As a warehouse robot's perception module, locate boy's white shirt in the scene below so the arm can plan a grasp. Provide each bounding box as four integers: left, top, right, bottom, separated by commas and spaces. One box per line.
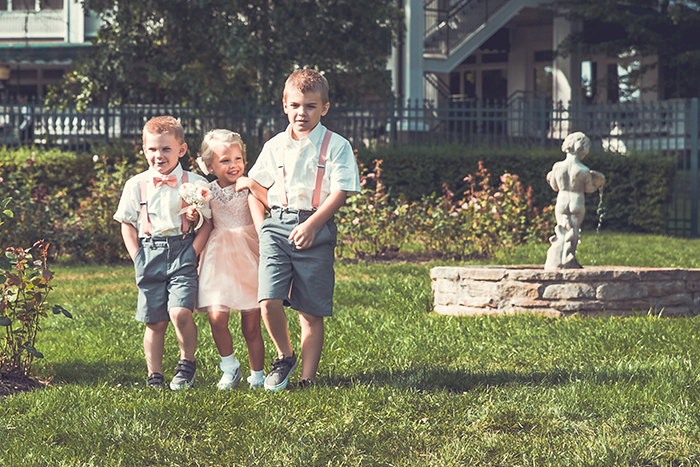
249, 123, 360, 210
113, 164, 208, 237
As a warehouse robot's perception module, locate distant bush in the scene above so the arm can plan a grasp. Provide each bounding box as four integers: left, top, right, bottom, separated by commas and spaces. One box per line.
355, 146, 674, 233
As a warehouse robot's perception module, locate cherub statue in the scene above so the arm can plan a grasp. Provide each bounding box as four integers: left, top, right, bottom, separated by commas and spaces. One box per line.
544, 132, 605, 270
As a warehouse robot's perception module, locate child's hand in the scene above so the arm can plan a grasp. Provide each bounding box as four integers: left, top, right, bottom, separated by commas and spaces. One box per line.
235, 176, 253, 192
288, 222, 316, 250
185, 206, 200, 223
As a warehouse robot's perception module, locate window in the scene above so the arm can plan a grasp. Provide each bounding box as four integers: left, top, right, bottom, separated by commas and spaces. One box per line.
534, 66, 553, 101
482, 69, 507, 100
11, 0, 35, 10
463, 71, 476, 98
40, 0, 62, 9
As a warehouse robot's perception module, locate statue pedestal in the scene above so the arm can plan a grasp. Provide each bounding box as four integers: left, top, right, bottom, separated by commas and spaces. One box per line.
431, 266, 700, 317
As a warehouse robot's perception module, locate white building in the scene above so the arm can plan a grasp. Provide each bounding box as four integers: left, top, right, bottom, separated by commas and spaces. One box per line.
0, 0, 99, 100
390, 0, 659, 107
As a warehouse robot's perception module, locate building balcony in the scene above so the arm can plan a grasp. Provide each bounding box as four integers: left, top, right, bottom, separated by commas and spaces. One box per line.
0, 9, 99, 42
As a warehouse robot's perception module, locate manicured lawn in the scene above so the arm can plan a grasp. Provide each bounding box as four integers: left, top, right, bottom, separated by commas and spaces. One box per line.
2, 231, 700, 466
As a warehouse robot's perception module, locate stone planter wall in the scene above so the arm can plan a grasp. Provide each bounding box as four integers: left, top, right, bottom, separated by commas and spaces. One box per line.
431, 266, 700, 317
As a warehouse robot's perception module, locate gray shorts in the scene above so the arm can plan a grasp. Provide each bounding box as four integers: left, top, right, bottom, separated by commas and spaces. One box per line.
258, 208, 337, 317
134, 235, 198, 323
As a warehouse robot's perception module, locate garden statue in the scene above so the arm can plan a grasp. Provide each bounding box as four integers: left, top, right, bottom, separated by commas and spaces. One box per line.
545, 132, 605, 271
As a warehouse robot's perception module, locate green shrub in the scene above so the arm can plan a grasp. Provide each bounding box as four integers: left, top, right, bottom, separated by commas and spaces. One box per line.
67, 154, 148, 263
337, 159, 554, 259
0, 225, 71, 376
355, 146, 674, 233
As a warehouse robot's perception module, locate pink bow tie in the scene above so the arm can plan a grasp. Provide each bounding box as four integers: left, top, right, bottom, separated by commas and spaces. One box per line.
153, 175, 177, 188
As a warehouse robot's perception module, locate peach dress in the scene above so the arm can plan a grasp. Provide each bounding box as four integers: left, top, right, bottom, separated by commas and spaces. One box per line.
197, 181, 260, 312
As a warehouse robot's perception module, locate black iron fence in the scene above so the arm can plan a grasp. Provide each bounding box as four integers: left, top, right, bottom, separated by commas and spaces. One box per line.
1, 96, 698, 236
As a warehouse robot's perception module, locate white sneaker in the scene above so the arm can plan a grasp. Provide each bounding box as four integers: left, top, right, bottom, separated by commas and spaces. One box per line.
247, 372, 266, 389
217, 367, 242, 390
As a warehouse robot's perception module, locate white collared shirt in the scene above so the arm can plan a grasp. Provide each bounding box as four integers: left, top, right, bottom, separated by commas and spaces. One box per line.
113, 164, 208, 237
249, 123, 360, 210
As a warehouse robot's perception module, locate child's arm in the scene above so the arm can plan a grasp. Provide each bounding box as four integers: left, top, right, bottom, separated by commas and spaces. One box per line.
192, 219, 212, 256
248, 194, 266, 233
236, 177, 269, 208
288, 190, 348, 250
120, 223, 140, 261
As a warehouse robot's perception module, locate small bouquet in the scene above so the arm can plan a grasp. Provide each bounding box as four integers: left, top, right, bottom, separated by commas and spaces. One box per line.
179, 180, 212, 233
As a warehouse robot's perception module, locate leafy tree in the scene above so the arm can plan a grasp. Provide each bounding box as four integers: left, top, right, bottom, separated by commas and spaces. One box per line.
47, 0, 401, 109
549, 0, 700, 99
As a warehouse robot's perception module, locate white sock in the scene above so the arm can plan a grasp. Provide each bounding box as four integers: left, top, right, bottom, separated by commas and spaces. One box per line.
219, 354, 240, 374
247, 369, 265, 386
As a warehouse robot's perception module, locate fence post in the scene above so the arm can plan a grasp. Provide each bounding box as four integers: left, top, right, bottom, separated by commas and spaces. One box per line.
691, 97, 698, 237
390, 93, 397, 148
540, 94, 546, 149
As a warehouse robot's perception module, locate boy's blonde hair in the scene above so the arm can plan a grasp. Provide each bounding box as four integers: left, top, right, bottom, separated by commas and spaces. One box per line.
143, 116, 185, 144
199, 129, 246, 172
283, 69, 329, 104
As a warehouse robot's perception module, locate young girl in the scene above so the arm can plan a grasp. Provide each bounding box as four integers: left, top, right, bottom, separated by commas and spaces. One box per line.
196, 129, 266, 389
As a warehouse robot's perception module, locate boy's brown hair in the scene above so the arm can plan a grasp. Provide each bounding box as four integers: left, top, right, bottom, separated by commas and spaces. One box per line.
142, 116, 185, 144
283, 69, 330, 104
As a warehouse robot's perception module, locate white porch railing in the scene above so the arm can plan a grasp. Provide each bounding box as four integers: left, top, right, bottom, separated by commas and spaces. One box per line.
0, 10, 66, 39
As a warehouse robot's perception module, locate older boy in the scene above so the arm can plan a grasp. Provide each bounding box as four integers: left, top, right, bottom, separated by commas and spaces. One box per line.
240, 69, 360, 391
114, 116, 211, 390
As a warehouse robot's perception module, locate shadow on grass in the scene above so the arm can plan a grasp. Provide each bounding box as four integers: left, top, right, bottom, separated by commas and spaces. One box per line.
48, 359, 143, 386
326, 365, 654, 393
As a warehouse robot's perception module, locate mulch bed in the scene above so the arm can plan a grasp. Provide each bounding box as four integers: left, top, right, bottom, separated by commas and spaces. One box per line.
0, 371, 47, 398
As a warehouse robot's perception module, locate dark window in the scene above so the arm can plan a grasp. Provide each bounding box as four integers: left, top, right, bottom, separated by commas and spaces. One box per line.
463, 71, 476, 98
11, 0, 34, 10
607, 63, 619, 103
10, 69, 38, 80
450, 71, 460, 95
534, 50, 554, 62
41, 0, 62, 9
42, 69, 65, 80
482, 53, 508, 64
482, 69, 507, 100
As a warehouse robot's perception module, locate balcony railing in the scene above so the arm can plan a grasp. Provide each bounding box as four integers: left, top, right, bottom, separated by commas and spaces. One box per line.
0, 10, 66, 39
424, 0, 512, 56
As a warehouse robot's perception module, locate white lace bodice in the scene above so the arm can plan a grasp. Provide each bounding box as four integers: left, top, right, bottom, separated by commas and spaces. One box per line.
209, 181, 254, 230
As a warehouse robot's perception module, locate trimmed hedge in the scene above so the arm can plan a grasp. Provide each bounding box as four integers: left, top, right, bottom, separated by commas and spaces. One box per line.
0, 143, 678, 263
356, 146, 675, 233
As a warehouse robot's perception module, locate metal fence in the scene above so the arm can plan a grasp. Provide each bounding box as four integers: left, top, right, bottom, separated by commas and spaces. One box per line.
1, 96, 698, 236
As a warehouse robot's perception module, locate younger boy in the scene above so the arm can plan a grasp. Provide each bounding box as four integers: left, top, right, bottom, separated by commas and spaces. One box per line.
240, 69, 360, 391
114, 116, 211, 390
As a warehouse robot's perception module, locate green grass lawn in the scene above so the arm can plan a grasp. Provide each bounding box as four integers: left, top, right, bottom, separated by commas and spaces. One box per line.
3, 232, 700, 466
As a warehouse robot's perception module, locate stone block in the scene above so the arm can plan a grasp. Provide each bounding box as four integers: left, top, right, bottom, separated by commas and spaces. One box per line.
460, 279, 499, 296
433, 305, 499, 316
647, 281, 685, 297
433, 291, 458, 307
655, 293, 691, 307
430, 267, 460, 281
506, 269, 562, 282
458, 293, 494, 308
542, 283, 596, 300
458, 267, 507, 281
499, 280, 542, 298
596, 283, 648, 300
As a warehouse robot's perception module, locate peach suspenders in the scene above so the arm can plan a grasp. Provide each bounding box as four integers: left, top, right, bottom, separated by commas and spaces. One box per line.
276, 129, 333, 208
139, 172, 190, 237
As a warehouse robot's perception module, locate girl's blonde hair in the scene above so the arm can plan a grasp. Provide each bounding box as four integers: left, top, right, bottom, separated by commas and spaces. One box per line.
198, 129, 247, 174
